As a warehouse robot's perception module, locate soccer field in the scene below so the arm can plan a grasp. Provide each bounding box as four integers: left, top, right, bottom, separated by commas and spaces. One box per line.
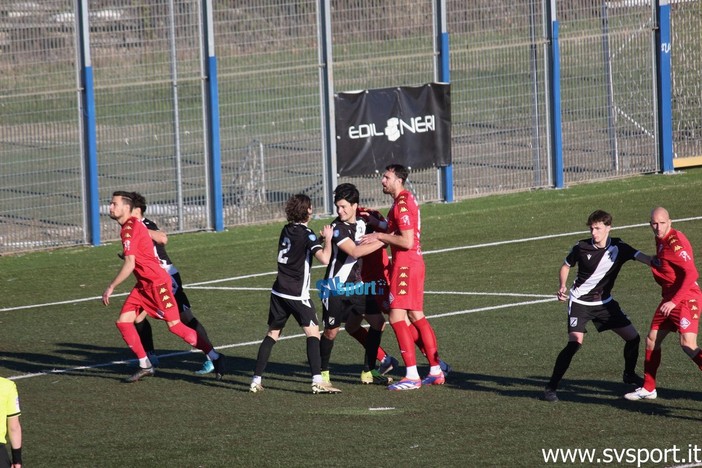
2, 170, 702, 467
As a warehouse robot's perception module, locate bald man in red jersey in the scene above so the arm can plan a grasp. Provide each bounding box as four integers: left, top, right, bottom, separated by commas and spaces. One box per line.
625, 207, 702, 400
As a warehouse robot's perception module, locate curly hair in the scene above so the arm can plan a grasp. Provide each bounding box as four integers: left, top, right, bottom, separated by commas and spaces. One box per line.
285, 194, 312, 223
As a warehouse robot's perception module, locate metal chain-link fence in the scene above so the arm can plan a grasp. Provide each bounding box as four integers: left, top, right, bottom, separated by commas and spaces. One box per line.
671, 0, 702, 160
448, 0, 550, 198
215, 1, 324, 224
0, 1, 82, 251
558, 1, 658, 182
1, 0, 700, 254
93, 0, 207, 238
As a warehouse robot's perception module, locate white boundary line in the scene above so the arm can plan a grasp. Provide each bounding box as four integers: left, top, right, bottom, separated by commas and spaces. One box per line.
7, 296, 555, 380
7, 216, 702, 313
4, 216, 702, 381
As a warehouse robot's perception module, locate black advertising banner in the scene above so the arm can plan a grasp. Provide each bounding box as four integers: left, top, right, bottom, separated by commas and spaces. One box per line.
335, 83, 451, 177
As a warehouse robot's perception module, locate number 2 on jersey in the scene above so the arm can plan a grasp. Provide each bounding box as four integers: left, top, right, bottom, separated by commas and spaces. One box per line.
277, 236, 291, 264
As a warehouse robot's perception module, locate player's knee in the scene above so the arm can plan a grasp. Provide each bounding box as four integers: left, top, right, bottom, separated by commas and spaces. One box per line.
680, 335, 698, 354
565, 341, 581, 354
645, 335, 657, 349
626, 334, 640, 345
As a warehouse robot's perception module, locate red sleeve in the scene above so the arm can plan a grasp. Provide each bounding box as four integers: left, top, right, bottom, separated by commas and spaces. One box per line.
394, 194, 415, 231
669, 234, 699, 305
121, 218, 137, 256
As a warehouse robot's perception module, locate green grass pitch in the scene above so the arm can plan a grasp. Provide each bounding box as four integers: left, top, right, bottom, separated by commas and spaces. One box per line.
2, 169, 702, 467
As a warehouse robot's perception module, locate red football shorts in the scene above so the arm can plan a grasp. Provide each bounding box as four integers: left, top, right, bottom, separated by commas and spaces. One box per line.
388, 261, 425, 311
121, 282, 180, 322
650, 296, 701, 334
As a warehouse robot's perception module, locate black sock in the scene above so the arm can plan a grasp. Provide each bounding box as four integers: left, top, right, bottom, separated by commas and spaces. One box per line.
623, 335, 640, 375
135, 319, 155, 353
254, 336, 276, 376
186, 317, 211, 346
548, 341, 581, 389
307, 336, 322, 376
320, 335, 335, 371
365, 328, 383, 372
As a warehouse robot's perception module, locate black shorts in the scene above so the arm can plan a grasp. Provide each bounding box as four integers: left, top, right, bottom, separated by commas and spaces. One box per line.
0, 443, 10, 468
171, 272, 191, 313
322, 290, 383, 330
268, 294, 319, 329
567, 299, 632, 333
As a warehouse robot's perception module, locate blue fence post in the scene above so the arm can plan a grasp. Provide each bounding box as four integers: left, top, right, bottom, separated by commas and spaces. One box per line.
76, 0, 100, 246
655, 0, 674, 173
201, 0, 224, 231
435, 0, 453, 202
545, 0, 564, 188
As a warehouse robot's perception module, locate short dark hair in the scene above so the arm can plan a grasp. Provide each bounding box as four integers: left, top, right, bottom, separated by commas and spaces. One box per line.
285, 194, 312, 223
131, 192, 147, 213
112, 191, 134, 209
587, 210, 612, 227
386, 164, 409, 183
333, 183, 359, 205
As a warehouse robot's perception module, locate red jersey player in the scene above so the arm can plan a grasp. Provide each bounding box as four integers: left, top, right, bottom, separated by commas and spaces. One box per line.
102, 191, 225, 382
361, 164, 449, 390
625, 207, 702, 400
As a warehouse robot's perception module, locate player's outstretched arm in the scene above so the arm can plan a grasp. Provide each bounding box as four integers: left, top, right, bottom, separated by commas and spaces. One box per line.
314, 225, 334, 265
360, 228, 413, 250
103, 254, 136, 305
149, 229, 168, 245
338, 237, 384, 259
634, 251, 653, 266
358, 209, 388, 232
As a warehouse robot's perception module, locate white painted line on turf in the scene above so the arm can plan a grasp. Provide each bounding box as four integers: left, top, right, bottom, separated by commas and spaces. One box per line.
186, 286, 271, 291
187, 270, 279, 286
7, 333, 306, 381
426, 216, 702, 256
368, 407, 395, 411
428, 297, 556, 319
426, 291, 554, 298
0, 293, 129, 312
6, 297, 555, 381
186, 286, 555, 299
4, 216, 701, 313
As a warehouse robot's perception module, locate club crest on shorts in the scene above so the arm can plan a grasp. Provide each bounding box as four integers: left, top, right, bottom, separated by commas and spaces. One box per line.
570, 317, 578, 328
681, 317, 691, 330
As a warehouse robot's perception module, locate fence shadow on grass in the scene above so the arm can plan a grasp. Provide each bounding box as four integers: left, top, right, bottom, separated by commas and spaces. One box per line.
442, 369, 701, 421
2, 341, 381, 394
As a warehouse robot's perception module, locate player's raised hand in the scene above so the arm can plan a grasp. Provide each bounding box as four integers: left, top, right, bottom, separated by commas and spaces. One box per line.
320, 224, 333, 241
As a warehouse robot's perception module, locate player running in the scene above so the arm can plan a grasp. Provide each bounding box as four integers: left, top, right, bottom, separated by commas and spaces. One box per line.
102, 191, 225, 382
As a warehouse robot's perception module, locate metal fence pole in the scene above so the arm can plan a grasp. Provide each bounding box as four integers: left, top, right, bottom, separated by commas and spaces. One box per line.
545, 0, 564, 188
655, 0, 674, 173
318, 0, 336, 214
75, 0, 100, 245
434, 0, 453, 203
529, 0, 543, 187
601, 1, 620, 171
167, 0, 184, 231
200, 0, 223, 231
